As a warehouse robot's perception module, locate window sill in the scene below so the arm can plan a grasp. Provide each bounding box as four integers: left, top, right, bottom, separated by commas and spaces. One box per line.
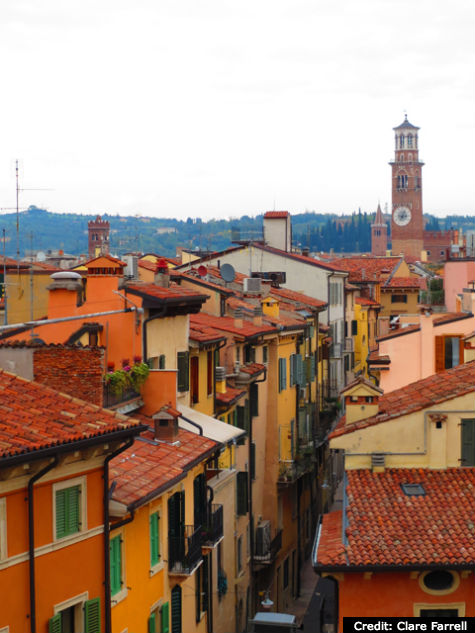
111, 587, 128, 607
149, 561, 164, 577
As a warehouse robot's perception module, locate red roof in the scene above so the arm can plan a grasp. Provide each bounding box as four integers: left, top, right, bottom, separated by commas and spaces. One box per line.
189, 320, 226, 345
433, 312, 473, 326
216, 387, 246, 406
110, 423, 217, 507
260, 245, 344, 272
316, 468, 475, 568
270, 286, 327, 310
126, 282, 207, 302
331, 361, 475, 439
238, 362, 265, 376
264, 211, 290, 219
376, 324, 421, 341
331, 257, 401, 282
384, 276, 422, 288
192, 311, 278, 339
355, 296, 380, 307
0, 371, 142, 460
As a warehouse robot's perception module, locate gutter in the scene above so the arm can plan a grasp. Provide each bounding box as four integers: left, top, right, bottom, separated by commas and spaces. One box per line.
103, 437, 136, 633
28, 456, 59, 633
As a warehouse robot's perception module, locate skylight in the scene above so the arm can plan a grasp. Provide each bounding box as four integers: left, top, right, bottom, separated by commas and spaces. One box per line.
401, 483, 425, 496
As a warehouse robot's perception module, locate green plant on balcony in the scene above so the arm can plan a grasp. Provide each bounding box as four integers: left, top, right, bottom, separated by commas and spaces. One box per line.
105, 362, 150, 396
106, 369, 129, 395
129, 362, 150, 391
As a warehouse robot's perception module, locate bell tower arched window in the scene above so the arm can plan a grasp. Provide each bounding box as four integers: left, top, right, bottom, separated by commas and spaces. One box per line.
399, 134, 405, 149
407, 134, 413, 148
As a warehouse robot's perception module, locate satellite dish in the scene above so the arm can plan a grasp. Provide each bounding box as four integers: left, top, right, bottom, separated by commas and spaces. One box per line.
220, 263, 236, 283
198, 265, 207, 277
36, 251, 46, 262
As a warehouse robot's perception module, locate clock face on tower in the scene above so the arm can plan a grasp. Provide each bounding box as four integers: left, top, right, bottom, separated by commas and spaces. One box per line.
393, 206, 412, 226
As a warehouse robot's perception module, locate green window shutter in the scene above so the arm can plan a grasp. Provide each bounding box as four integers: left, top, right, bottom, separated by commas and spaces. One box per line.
236, 471, 248, 516
296, 354, 303, 385
49, 614, 62, 633
177, 351, 189, 392
161, 601, 170, 633
150, 512, 160, 566
56, 485, 80, 539
250, 382, 258, 418
461, 418, 475, 467
171, 586, 182, 633
290, 354, 295, 386
110, 535, 122, 596
311, 356, 316, 382
243, 399, 250, 434
84, 597, 101, 633
279, 358, 287, 391
236, 406, 245, 429
148, 613, 157, 633
159, 354, 166, 369
250, 442, 256, 481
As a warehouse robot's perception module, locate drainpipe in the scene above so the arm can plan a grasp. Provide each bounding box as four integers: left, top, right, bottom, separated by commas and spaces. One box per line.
178, 414, 203, 436
103, 438, 135, 633
28, 456, 58, 633
249, 368, 267, 616
206, 484, 214, 633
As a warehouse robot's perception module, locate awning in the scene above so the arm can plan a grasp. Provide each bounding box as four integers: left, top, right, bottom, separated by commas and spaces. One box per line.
177, 404, 245, 444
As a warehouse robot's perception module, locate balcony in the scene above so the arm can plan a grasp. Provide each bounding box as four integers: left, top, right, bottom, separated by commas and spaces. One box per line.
278, 454, 313, 484
201, 504, 224, 548
168, 525, 203, 576
103, 383, 143, 414
253, 523, 282, 565
344, 337, 354, 353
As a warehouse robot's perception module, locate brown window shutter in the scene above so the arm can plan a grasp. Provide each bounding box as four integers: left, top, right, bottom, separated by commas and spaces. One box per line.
459, 337, 465, 366
435, 336, 445, 373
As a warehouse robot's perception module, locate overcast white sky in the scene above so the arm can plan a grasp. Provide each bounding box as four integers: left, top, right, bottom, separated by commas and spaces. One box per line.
0, 0, 474, 220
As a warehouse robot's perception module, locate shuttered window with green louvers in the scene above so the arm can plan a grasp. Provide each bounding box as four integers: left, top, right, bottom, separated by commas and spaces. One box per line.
177, 351, 189, 392
49, 614, 61, 633
150, 512, 160, 567
55, 485, 80, 539
148, 612, 157, 633
171, 585, 182, 633
84, 598, 101, 633
110, 535, 122, 596
278, 358, 287, 391
161, 601, 170, 633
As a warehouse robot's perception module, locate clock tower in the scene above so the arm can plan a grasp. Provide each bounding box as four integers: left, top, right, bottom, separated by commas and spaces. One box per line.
390, 115, 424, 258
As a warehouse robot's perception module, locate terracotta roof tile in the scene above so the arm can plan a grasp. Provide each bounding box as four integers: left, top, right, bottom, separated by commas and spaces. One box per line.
110, 424, 217, 506
238, 362, 265, 376
316, 468, 475, 568
384, 276, 422, 288
330, 257, 401, 282
355, 297, 380, 307
270, 286, 327, 310
433, 312, 473, 325
331, 361, 475, 438
0, 371, 142, 460
263, 211, 290, 218
376, 324, 421, 341
216, 387, 246, 406
189, 321, 227, 345
192, 312, 278, 339
126, 282, 207, 302
260, 245, 344, 272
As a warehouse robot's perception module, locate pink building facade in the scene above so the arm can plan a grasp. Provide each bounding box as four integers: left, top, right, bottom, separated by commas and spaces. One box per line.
444, 259, 475, 312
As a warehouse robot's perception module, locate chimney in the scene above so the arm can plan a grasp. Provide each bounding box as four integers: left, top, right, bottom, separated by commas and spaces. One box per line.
154, 258, 170, 288
153, 404, 180, 441
261, 297, 279, 319
341, 377, 383, 425
234, 307, 243, 329
302, 247, 310, 257
253, 305, 263, 326
215, 366, 227, 394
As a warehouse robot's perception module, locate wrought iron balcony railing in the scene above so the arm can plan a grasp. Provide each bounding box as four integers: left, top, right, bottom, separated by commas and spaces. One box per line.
201, 504, 223, 547
168, 525, 202, 575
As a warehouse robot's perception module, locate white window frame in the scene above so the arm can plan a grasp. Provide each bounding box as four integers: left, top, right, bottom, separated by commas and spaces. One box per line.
53, 591, 89, 633
52, 476, 87, 542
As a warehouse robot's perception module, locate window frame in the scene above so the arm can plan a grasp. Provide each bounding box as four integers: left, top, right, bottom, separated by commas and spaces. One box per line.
53, 476, 87, 542
149, 509, 162, 573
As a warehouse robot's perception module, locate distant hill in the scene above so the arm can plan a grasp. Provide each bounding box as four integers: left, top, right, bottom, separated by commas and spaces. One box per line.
0, 206, 473, 258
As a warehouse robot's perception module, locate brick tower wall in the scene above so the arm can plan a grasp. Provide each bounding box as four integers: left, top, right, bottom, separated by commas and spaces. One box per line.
88, 217, 110, 258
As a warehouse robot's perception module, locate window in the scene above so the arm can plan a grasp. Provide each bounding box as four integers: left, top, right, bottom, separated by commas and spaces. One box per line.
236, 472, 248, 516
391, 294, 407, 303
283, 557, 289, 589
278, 358, 287, 392
150, 511, 160, 568
159, 354, 166, 369
244, 344, 255, 364
422, 570, 456, 592
190, 356, 199, 404
351, 320, 357, 335
262, 345, 268, 364
290, 354, 303, 387
54, 479, 85, 540
207, 351, 213, 396
195, 565, 202, 622
435, 335, 463, 372
407, 134, 413, 148
110, 534, 123, 597
237, 535, 242, 573
250, 442, 256, 481
49, 595, 101, 633
171, 586, 182, 633
461, 419, 475, 467
193, 473, 207, 529
250, 382, 258, 417
177, 351, 189, 392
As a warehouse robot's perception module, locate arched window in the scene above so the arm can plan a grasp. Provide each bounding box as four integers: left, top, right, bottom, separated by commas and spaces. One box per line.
407, 134, 413, 148
399, 134, 405, 148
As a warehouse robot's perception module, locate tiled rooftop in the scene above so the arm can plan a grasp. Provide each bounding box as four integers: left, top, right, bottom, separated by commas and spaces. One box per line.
110, 421, 217, 507
0, 371, 142, 460
376, 324, 421, 341
355, 297, 380, 307
331, 361, 475, 438
189, 320, 227, 344
125, 282, 208, 302
263, 211, 290, 218
192, 311, 278, 339
316, 468, 475, 568
270, 286, 327, 310
216, 387, 246, 406
384, 277, 422, 288
259, 244, 344, 272
433, 312, 473, 326
330, 257, 401, 282
238, 362, 265, 376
